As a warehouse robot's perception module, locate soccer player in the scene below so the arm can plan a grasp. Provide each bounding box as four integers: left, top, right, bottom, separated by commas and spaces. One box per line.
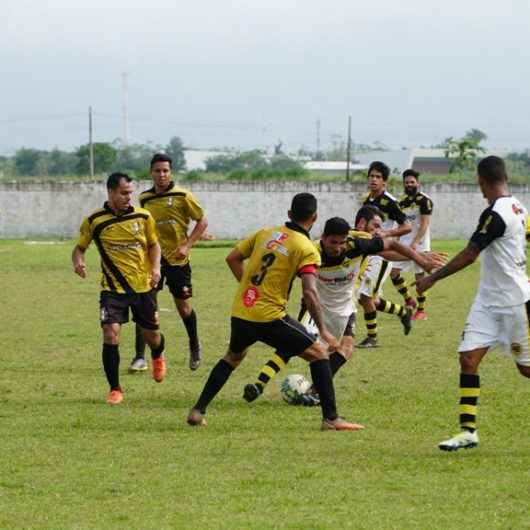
131, 153, 208, 373
72, 172, 166, 405
390, 169, 434, 320
187, 193, 363, 431
244, 207, 445, 402
416, 156, 530, 451
357, 161, 412, 348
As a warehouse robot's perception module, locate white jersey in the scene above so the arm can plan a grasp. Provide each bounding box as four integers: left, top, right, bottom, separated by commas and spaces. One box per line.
398, 191, 433, 251
470, 196, 530, 307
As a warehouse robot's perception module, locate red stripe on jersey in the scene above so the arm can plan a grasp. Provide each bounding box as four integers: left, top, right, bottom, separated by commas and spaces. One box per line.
298, 264, 317, 276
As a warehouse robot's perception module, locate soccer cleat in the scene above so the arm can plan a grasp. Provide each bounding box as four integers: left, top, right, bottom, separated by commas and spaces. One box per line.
401, 307, 413, 335
405, 297, 417, 309
438, 430, 479, 452
106, 389, 124, 406
152, 356, 166, 383
321, 417, 365, 431
412, 310, 427, 321
189, 344, 202, 371
128, 356, 148, 373
357, 336, 378, 348
243, 383, 263, 403
187, 408, 207, 427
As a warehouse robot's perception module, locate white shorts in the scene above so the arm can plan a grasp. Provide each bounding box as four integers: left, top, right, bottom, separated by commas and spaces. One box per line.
458, 299, 530, 367
357, 255, 391, 298
301, 307, 356, 345
392, 260, 425, 275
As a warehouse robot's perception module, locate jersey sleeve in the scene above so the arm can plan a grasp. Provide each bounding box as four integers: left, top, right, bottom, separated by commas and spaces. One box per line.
235, 231, 258, 258
419, 195, 433, 215
185, 192, 204, 221
350, 236, 385, 256
77, 217, 92, 249
144, 213, 159, 246
387, 200, 408, 225
469, 208, 506, 250
297, 244, 321, 275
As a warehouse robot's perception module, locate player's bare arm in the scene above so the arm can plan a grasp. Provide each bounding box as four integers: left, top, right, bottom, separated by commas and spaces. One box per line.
416, 242, 481, 294
72, 244, 88, 278
301, 273, 340, 351
226, 248, 245, 282
379, 222, 411, 239
172, 216, 209, 260
379, 239, 446, 272
147, 242, 162, 288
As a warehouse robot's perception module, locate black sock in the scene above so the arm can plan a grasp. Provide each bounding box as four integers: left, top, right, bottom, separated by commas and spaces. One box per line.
102, 343, 120, 390
150, 333, 165, 360
329, 352, 347, 376
182, 310, 199, 349
194, 359, 234, 413
135, 325, 146, 359
310, 359, 338, 421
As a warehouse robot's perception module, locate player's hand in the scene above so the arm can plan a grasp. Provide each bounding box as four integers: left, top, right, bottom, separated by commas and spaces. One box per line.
150, 268, 161, 288
170, 244, 190, 261
415, 275, 436, 294
74, 262, 87, 278
419, 251, 447, 273
320, 329, 340, 352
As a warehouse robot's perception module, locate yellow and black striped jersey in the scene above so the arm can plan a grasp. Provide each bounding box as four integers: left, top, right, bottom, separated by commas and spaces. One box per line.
139, 182, 204, 266
77, 203, 158, 294
231, 222, 321, 322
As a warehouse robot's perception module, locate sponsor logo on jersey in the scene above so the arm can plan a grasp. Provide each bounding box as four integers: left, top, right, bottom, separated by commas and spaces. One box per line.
512, 203, 524, 215
265, 232, 290, 256
243, 286, 260, 307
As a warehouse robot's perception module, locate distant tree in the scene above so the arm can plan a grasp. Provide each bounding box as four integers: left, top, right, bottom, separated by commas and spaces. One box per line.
506, 150, 530, 175
444, 137, 486, 173
14, 148, 45, 176
274, 141, 284, 155
165, 137, 186, 171
115, 143, 153, 174
47, 148, 77, 175
76, 143, 118, 175
464, 128, 488, 144
269, 154, 304, 173
205, 150, 268, 173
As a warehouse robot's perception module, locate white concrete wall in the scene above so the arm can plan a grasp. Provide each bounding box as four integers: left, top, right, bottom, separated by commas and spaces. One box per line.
1, 180, 529, 240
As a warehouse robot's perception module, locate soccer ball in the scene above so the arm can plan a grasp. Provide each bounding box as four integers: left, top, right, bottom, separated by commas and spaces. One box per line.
280, 374, 311, 404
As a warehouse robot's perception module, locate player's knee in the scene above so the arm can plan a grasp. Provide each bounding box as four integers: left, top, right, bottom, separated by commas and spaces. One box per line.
176, 300, 192, 318
102, 326, 119, 345
224, 349, 246, 367
459, 353, 479, 373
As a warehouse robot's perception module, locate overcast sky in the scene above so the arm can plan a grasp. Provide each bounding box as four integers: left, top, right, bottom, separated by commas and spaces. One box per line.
3, 0, 530, 154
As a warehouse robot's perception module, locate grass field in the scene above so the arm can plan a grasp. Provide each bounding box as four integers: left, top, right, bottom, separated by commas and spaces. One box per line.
1, 240, 529, 530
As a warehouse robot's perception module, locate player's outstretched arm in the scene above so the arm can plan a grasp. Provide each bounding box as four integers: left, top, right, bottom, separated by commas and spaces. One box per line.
379, 239, 446, 272
301, 273, 340, 352
416, 243, 480, 294
72, 245, 88, 278
226, 249, 245, 282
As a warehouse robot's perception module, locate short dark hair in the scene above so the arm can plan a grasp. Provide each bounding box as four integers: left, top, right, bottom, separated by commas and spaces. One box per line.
323, 217, 350, 237
403, 169, 420, 180
290, 193, 317, 222
477, 156, 507, 184
150, 152, 172, 169
107, 172, 132, 190
368, 161, 390, 181
355, 205, 383, 227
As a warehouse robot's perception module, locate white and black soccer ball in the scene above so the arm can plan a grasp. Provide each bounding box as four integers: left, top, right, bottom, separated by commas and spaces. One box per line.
280, 374, 311, 404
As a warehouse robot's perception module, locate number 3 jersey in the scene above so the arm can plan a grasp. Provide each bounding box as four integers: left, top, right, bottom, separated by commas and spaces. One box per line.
231, 222, 321, 322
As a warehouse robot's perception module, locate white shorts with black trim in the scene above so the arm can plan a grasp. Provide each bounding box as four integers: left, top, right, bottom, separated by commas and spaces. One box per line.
300, 306, 356, 345
458, 299, 530, 367
357, 255, 391, 298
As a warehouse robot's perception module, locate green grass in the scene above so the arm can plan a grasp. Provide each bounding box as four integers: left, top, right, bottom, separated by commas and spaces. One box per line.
0, 240, 529, 529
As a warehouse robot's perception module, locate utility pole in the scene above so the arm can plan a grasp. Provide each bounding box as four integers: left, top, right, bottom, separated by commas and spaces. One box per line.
346, 115, 352, 181
88, 106, 94, 177
121, 72, 129, 145
316, 117, 321, 158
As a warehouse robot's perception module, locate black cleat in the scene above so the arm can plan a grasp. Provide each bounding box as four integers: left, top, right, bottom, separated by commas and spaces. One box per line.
357, 336, 378, 348
243, 383, 263, 403
401, 307, 413, 336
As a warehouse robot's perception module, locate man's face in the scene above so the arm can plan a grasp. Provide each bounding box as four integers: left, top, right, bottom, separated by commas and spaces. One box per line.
357, 215, 383, 235
151, 161, 172, 189
368, 170, 386, 194
403, 175, 419, 196
321, 233, 348, 257
108, 178, 134, 212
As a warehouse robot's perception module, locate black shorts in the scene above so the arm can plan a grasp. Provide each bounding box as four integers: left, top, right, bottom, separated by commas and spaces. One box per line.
158, 260, 193, 299
100, 290, 159, 330
229, 315, 316, 358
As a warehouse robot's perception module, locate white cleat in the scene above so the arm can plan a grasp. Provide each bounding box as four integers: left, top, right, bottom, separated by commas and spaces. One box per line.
439, 430, 479, 452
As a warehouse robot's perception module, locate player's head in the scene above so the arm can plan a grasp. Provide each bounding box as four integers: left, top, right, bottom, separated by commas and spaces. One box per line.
321, 217, 351, 257
367, 161, 390, 194
354, 205, 383, 234
107, 172, 134, 212
402, 169, 420, 196
150, 152, 172, 189
289, 193, 317, 226
477, 156, 507, 186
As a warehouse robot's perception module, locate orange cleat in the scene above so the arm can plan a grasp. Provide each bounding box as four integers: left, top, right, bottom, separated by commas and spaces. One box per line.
412, 310, 427, 321
321, 417, 365, 431
152, 356, 166, 383
106, 389, 124, 406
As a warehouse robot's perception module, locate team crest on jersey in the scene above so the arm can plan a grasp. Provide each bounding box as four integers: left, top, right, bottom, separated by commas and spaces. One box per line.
243, 286, 260, 307
131, 221, 140, 234
167, 197, 174, 207
512, 203, 524, 215
265, 232, 290, 256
